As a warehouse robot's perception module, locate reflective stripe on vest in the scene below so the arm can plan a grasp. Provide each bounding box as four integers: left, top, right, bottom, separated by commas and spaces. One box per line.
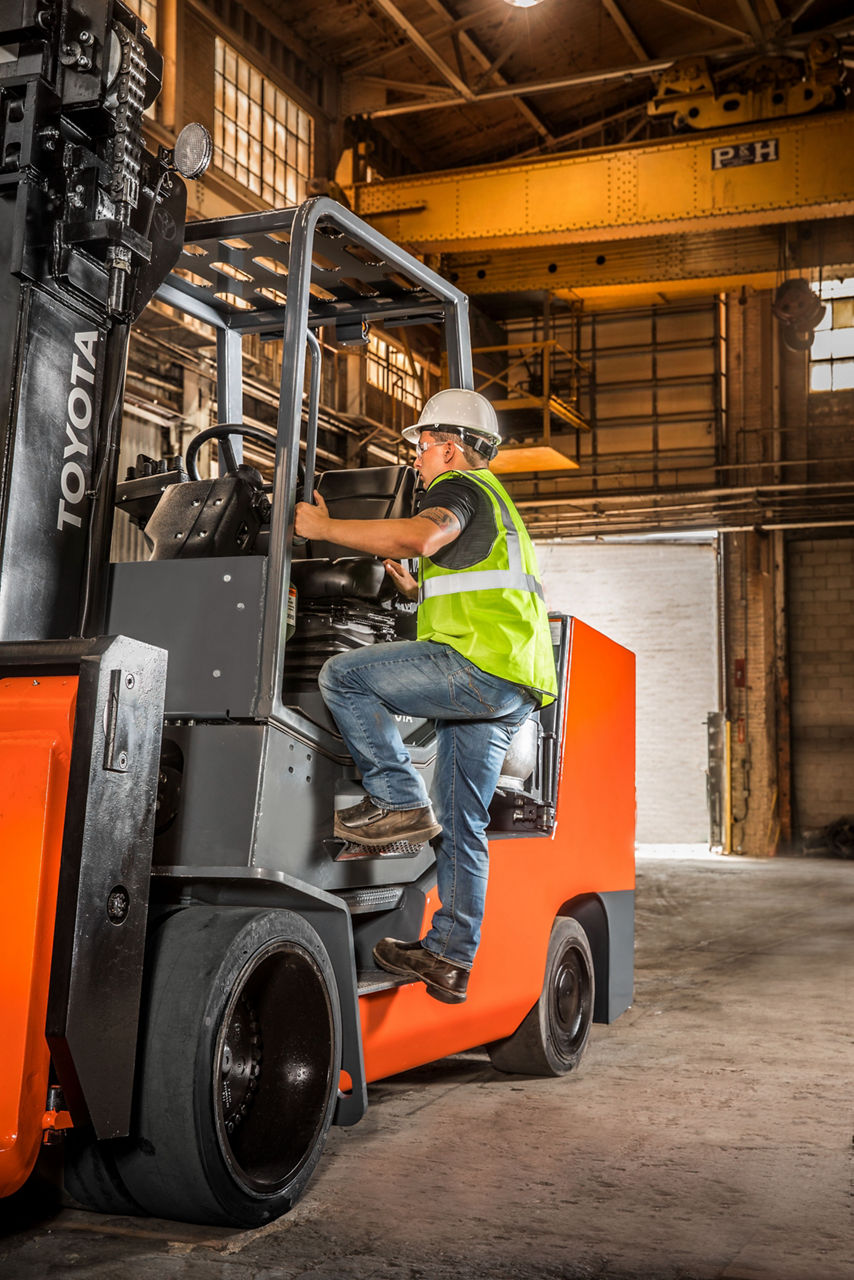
418, 477, 545, 602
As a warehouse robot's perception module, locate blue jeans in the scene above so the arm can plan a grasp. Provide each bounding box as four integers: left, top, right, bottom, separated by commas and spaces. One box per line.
318, 640, 536, 968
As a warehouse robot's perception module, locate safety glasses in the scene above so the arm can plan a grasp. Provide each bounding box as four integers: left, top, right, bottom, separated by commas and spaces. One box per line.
414, 438, 460, 458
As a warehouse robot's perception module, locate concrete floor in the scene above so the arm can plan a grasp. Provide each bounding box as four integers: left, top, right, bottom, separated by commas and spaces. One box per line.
2, 851, 852, 1280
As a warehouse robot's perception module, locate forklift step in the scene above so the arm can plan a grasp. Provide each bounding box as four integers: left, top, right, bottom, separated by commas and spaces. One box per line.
338, 885, 405, 915
357, 970, 415, 996
330, 838, 425, 861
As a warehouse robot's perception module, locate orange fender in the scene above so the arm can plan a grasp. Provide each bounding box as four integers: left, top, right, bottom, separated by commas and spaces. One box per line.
360, 619, 635, 1081
0, 677, 77, 1197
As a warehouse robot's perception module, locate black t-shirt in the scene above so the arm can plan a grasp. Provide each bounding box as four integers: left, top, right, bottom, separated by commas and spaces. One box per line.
416, 474, 498, 569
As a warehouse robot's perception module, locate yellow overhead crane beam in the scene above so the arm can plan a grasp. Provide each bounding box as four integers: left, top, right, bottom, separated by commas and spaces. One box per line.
351, 112, 854, 254
444, 217, 854, 308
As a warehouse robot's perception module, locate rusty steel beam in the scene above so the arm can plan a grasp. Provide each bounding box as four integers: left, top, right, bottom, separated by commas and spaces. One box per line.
735, 0, 766, 46
443, 219, 854, 304
352, 113, 854, 253
358, 50, 687, 119
646, 0, 752, 43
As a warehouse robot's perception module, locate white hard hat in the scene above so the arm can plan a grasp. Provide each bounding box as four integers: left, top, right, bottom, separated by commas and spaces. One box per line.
402, 389, 501, 454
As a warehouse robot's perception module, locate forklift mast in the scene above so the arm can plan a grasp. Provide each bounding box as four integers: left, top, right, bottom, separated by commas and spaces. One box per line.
0, 0, 187, 641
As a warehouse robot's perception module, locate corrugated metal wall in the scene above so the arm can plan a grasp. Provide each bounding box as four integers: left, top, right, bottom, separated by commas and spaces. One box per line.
538, 540, 719, 843
578, 300, 721, 493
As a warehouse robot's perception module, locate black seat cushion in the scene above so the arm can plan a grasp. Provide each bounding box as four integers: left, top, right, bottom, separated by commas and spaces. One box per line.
290, 556, 391, 603
307, 465, 417, 560
289, 464, 417, 604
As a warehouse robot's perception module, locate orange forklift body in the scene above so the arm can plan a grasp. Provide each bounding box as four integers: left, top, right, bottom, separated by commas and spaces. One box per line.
360, 619, 635, 1082
0, 677, 78, 1197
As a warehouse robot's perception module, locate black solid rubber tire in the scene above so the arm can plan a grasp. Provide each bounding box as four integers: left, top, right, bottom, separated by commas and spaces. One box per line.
63, 1131, 143, 1216
488, 917, 595, 1077
110, 906, 341, 1227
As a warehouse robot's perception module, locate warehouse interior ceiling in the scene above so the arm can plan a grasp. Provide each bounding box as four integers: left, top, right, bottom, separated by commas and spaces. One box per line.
269, 0, 854, 173
125, 0, 854, 540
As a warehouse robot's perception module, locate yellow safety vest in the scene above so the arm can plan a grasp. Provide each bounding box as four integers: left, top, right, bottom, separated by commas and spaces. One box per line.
416, 469, 557, 705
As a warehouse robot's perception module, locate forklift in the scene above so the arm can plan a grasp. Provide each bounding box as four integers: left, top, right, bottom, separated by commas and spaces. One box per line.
0, 0, 636, 1228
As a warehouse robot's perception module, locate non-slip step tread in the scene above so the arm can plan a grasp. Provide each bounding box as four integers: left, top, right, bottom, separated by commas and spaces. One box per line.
357, 970, 415, 995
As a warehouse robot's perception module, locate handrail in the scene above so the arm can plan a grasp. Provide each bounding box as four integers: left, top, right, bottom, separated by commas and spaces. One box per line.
254, 196, 474, 722
158, 197, 474, 722
303, 330, 321, 503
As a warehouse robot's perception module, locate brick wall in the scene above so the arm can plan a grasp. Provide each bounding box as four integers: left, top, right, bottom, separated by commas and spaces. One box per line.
788, 536, 854, 834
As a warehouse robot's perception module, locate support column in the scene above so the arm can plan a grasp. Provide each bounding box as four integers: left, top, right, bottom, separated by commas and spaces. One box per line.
721, 291, 793, 854
722, 530, 782, 854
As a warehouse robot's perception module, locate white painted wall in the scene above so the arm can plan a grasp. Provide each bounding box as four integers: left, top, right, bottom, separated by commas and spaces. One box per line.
537, 541, 719, 842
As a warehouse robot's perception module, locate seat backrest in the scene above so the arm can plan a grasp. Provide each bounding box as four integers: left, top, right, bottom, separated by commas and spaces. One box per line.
307, 465, 417, 560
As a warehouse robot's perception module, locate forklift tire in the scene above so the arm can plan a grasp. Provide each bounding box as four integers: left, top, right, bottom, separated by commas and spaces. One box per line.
111, 905, 341, 1227
487, 917, 594, 1077
63, 1132, 143, 1216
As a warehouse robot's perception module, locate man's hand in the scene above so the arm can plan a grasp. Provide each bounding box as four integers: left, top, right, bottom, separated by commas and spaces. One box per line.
384, 559, 418, 601
293, 490, 460, 560
294, 490, 330, 540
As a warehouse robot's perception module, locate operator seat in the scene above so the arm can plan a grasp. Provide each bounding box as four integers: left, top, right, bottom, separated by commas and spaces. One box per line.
284, 465, 418, 690
295, 463, 416, 565
284, 463, 541, 805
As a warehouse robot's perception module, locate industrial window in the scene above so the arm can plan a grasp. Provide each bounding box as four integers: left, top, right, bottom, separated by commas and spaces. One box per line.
366, 335, 425, 411
810, 278, 854, 392
214, 38, 313, 207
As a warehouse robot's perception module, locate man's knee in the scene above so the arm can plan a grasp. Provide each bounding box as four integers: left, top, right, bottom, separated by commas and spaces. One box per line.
318, 652, 350, 697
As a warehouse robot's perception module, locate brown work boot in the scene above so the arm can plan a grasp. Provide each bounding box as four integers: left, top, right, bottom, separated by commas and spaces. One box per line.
373, 937, 469, 1005
334, 797, 442, 847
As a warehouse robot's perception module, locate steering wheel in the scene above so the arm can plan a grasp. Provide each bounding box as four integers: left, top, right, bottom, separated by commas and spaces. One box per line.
185, 423, 303, 486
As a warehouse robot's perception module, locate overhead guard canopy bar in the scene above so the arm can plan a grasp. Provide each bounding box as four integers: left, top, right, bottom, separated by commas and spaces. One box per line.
155, 197, 473, 721
159, 198, 472, 341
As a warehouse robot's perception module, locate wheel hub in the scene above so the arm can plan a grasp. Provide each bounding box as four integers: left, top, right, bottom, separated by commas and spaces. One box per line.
551, 948, 587, 1051
220, 994, 261, 1136
213, 940, 335, 1195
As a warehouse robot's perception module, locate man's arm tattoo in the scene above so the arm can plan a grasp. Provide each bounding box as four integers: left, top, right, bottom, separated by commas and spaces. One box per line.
420, 507, 460, 531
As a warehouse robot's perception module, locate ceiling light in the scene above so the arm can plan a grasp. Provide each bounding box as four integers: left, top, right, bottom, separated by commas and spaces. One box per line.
503, 0, 545, 8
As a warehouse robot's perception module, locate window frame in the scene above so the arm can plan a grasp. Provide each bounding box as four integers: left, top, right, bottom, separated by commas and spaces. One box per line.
213, 35, 314, 208
365, 333, 430, 413
809, 279, 854, 394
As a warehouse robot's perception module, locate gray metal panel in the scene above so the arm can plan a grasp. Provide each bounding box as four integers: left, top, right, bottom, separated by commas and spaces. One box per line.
107, 556, 266, 717
45, 635, 167, 1138
0, 285, 109, 641
600, 889, 635, 1022
153, 723, 264, 869
253, 721, 436, 894
154, 718, 436, 891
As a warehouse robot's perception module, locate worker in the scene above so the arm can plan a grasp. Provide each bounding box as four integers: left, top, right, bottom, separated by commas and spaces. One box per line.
294, 389, 557, 1004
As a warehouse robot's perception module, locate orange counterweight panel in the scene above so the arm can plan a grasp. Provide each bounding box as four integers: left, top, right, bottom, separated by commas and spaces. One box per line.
0, 676, 78, 1197
361, 619, 635, 1082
